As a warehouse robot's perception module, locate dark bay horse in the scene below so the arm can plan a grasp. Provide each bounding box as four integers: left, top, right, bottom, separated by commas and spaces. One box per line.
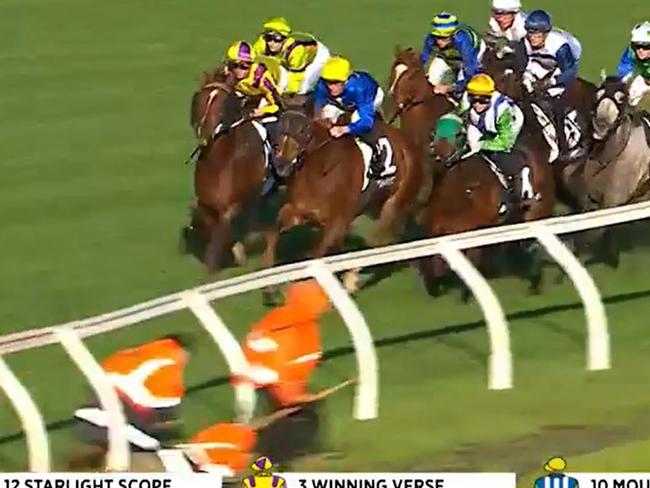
481, 44, 598, 213
420, 113, 556, 295
262, 106, 424, 296
184, 70, 272, 274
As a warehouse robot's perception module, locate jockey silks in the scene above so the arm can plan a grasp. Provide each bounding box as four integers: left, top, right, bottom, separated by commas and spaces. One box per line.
521, 29, 582, 88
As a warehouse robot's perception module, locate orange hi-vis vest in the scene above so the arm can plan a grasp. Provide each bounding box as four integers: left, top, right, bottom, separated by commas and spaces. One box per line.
187, 423, 256, 476
102, 338, 187, 409
239, 280, 330, 406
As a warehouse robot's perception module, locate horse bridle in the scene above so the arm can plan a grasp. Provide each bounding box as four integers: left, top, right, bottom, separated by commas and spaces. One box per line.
388, 65, 458, 123
195, 81, 232, 134
593, 90, 630, 142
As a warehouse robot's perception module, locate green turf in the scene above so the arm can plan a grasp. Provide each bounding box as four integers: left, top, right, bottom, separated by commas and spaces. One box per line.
2, 0, 650, 478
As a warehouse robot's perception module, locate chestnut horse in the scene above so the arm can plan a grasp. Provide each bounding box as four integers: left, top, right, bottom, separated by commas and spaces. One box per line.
184, 69, 272, 274
261, 105, 424, 299
387, 47, 455, 189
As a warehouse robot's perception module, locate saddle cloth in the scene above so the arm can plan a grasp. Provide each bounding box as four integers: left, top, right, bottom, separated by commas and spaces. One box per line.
354, 136, 397, 192
530, 102, 583, 163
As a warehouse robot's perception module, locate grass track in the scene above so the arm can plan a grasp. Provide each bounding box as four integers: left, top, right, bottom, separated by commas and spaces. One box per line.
2, 0, 650, 480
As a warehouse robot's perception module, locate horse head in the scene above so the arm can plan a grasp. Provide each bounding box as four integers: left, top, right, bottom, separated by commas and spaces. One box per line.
430, 113, 467, 167
481, 41, 524, 101
593, 76, 630, 140
389, 47, 431, 112
274, 106, 313, 177
191, 68, 237, 146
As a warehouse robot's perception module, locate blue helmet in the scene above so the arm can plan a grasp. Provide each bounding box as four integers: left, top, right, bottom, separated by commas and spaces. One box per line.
525, 10, 552, 33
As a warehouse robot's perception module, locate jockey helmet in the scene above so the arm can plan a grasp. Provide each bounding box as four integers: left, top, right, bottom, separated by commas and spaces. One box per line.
544, 457, 567, 473
467, 74, 496, 97
525, 10, 552, 33
263, 17, 292, 37
321, 56, 352, 82
431, 12, 459, 38
492, 0, 521, 13
631, 21, 650, 47
226, 41, 254, 65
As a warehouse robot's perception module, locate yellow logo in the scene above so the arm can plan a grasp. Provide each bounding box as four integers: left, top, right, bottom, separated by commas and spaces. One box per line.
242, 456, 286, 488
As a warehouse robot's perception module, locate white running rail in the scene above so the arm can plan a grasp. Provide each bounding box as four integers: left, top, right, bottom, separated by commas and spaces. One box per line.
2, 200, 650, 471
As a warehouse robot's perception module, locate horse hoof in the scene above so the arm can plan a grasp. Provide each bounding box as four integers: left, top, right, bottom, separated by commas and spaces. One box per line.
262, 286, 283, 307
342, 269, 360, 294
232, 242, 247, 267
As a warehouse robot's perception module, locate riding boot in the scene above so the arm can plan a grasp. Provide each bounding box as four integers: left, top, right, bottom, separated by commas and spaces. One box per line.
360, 127, 386, 179
553, 100, 568, 160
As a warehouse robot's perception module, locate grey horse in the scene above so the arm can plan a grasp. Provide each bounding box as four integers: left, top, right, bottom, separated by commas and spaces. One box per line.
584, 77, 650, 208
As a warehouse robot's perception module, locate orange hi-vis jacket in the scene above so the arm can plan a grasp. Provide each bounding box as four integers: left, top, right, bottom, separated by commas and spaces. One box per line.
187, 422, 256, 476
239, 280, 331, 407
102, 338, 188, 410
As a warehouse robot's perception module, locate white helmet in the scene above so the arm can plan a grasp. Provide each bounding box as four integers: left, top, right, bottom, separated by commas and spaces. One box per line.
492, 0, 521, 12
631, 21, 650, 45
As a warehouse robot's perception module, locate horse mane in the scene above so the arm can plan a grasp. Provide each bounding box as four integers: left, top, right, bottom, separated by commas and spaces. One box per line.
393, 46, 422, 69
200, 65, 232, 87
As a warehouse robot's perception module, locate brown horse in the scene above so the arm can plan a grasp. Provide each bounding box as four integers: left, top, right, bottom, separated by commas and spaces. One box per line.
481, 44, 597, 213
420, 112, 555, 295
261, 106, 423, 297
183, 70, 273, 274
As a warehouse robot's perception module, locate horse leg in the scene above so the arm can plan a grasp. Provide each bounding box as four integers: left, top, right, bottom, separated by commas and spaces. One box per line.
261, 203, 303, 306
459, 247, 483, 304
524, 240, 545, 295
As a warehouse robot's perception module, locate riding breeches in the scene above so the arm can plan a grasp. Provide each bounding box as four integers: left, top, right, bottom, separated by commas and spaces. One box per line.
628, 75, 650, 108
483, 150, 525, 177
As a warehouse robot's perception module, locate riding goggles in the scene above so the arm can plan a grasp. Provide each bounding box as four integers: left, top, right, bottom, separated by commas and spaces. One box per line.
492, 8, 518, 14
264, 32, 286, 43
229, 61, 252, 70
632, 42, 650, 50
469, 95, 492, 105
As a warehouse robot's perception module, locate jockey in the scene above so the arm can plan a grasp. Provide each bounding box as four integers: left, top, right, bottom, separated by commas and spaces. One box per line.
223, 41, 286, 146
252, 17, 294, 61
487, 0, 527, 43
313, 56, 387, 179
460, 74, 532, 204
421, 12, 484, 96
280, 33, 331, 95
519, 10, 582, 158
617, 21, 650, 108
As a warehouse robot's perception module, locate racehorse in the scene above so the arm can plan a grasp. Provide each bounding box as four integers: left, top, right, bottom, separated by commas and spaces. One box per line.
261, 105, 424, 300
387, 47, 455, 151
419, 112, 556, 296
586, 77, 650, 208
568, 77, 650, 265
481, 43, 598, 212
183, 69, 273, 274
387, 47, 455, 194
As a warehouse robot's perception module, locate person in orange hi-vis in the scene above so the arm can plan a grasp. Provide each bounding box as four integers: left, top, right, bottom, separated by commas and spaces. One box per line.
70, 334, 192, 469
231, 279, 354, 468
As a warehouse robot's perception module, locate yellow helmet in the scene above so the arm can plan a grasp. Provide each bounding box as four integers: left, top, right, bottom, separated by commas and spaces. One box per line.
544, 457, 567, 473
321, 56, 352, 82
263, 17, 291, 37
225, 40, 253, 64
467, 74, 496, 97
